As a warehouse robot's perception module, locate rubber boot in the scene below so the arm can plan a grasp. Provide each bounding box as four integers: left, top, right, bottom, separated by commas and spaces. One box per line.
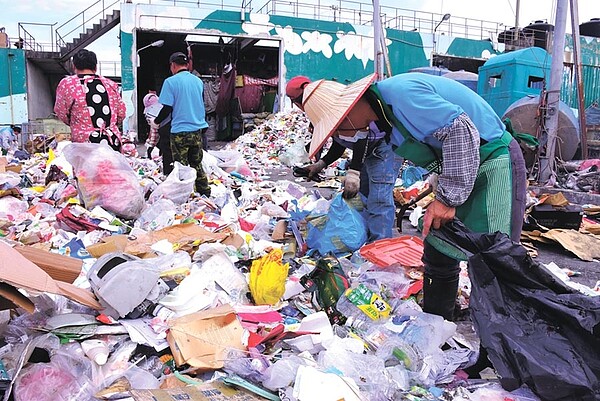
422, 275, 459, 321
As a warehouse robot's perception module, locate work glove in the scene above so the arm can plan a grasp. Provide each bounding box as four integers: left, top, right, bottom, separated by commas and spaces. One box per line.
342, 169, 360, 199
306, 159, 327, 179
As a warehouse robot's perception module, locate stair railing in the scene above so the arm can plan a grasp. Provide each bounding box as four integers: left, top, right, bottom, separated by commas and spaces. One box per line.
17, 22, 58, 52
55, 0, 120, 50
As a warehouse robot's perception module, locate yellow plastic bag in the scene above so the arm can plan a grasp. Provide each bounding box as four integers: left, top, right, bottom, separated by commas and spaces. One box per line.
249, 249, 289, 305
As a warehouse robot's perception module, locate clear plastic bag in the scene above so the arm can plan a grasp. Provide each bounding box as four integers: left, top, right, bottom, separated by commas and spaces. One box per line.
149, 161, 196, 205
14, 345, 97, 401
262, 355, 305, 391
63, 143, 144, 220
278, 141, 309, 167
135, 198, 177, 231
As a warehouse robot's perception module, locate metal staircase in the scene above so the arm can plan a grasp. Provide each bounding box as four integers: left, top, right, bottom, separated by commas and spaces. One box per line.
19, 0, 120, 76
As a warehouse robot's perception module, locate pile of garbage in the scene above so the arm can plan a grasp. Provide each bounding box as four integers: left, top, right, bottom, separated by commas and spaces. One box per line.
1, 111, 599, 400
557, 160, 600, 193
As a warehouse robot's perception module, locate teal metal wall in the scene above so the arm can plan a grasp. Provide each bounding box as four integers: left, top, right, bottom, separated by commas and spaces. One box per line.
0, 48, 26, 98
196, 10, 498, 82
0, 48, 27, 125
119, 5, 600, 123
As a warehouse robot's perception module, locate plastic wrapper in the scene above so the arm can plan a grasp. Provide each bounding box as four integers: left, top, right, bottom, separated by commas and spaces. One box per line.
356, 266, 411, 303
63, 143, 144, 219
317, 347, 396, 400
223, 350, 269, 385
0, 196, 29, 220
208, 149, 254, 177
149, 161, 196, 205
259, 201, 289, 218
250, 216, 274, 241
0, 172, 21, 190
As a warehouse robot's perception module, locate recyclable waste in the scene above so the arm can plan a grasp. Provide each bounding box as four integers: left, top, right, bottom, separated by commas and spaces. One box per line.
1, 109, 588, 401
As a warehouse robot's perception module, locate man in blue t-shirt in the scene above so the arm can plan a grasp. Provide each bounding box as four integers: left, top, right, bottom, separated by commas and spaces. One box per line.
154, 52, 210, 197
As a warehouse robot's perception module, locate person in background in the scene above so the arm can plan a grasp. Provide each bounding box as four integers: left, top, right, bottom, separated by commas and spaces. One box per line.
0, 125, 18, 155
286, 76, 402, 241
301, 73, 527, 327
54, 49, 126, 152
153, 52, 211, 197
143, 92, 174, 175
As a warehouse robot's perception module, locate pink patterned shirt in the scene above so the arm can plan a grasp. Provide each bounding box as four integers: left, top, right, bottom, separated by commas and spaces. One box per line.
54, 74, 126, 144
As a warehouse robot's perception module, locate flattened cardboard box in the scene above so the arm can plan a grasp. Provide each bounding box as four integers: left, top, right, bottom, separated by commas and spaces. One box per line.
167, 304, 246, 370
0, 242, 101, 311
125, 224, 229, 258
130, 381, 264, 401
16, 245, 82, 283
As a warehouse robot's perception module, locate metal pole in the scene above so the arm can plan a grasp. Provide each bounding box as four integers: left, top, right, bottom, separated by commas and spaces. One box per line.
373, 0, 383, 79
540, 0, 568, 183
513, 0, 521, 45
569, 0, 588, 159
7, 53, 14, 125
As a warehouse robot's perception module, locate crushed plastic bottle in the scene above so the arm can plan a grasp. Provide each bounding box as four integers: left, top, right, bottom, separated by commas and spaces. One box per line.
336, 283, 392, 330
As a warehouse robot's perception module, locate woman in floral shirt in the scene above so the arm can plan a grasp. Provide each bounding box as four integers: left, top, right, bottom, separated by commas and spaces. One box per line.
54, 49, 126, 151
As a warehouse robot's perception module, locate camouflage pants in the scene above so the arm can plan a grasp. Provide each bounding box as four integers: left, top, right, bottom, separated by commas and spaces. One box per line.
170, 129, 211, 196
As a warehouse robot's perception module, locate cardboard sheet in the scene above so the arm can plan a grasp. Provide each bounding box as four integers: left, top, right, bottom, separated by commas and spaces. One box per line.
0, 242, 102, 310
125, 223, 229, 257
15, 245, 82, 283
539, 192, 570, 207
0, 283, 34, 313
86, 235, 129, 258
167, 304, 246, 370
541, 230, 600, 261
130, 381, 264, 401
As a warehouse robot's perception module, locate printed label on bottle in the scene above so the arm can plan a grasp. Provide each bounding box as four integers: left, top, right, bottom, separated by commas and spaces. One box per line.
345, 284, 391, 320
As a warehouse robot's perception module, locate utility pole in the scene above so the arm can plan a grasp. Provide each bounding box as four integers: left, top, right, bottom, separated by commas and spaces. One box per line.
569, 0, 588, 159
540, 0, 568, 184
514, 0, 520, 43
373, 0, 384, 80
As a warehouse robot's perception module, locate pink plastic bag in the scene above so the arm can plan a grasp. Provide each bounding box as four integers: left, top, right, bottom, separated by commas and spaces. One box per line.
63, 143, 144, 219
14, 353, 96, 401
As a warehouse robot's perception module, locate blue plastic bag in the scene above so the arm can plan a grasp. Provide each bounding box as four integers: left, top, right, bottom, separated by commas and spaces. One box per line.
306, 194, 367, 255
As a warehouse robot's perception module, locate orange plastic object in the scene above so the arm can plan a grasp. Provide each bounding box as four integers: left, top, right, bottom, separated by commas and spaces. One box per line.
359, 236, 424, 268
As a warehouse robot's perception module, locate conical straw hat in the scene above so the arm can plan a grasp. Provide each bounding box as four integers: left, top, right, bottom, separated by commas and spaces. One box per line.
302, 73, 376, 159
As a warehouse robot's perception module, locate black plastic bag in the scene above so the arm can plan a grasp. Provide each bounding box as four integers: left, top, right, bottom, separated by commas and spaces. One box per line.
429, 220, 600, 401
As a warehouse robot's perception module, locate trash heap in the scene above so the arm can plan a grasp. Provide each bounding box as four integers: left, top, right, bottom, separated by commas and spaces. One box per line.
2, 111, 594, 401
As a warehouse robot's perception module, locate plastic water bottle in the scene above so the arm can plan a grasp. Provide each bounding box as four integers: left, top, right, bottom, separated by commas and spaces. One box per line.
336, 284, 391, 330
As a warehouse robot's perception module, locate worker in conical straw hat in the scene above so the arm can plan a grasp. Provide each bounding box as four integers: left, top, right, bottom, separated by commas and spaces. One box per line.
301, 72, 527, 329
287, 73, 402, 241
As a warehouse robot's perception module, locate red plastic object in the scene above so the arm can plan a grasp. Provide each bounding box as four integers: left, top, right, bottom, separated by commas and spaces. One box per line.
359, 235, 424, 267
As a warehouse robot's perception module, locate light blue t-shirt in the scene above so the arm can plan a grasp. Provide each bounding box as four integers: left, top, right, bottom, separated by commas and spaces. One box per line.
375, 73, 505, 150
159, 71, 208, 134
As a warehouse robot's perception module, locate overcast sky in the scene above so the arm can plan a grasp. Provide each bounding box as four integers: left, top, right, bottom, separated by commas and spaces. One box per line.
2, 0, 599, 61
